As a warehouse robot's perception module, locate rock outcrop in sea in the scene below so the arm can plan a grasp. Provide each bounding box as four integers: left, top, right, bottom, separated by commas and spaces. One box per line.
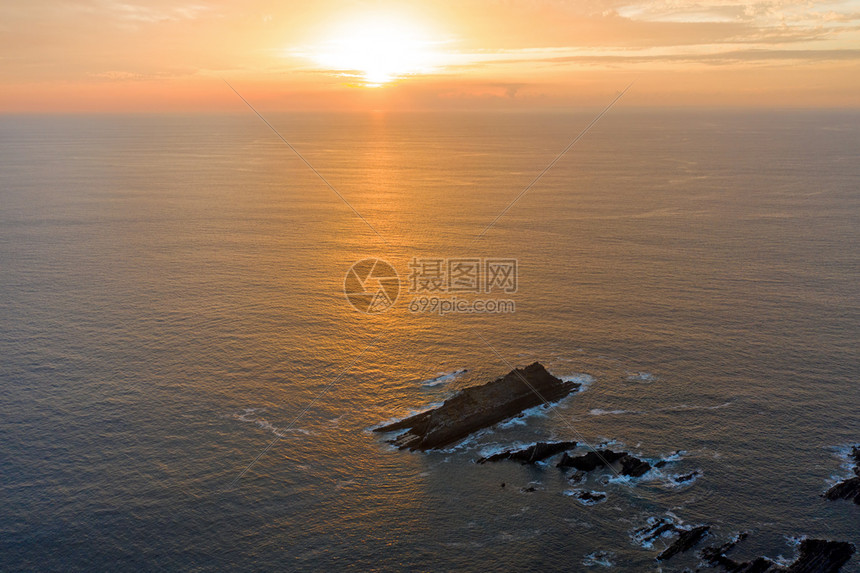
476, 441, 577, 464
557, 449, 652, 477
374, 362, 579, 451
631, 515, 709, 558
656, 525, 710, 561
375, 363, 857, 571
702, 532, 855, 572
826, 478, 860, 505
824, 445, 860, 505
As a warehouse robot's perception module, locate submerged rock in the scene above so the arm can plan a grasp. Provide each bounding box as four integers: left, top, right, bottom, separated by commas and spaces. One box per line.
654, 451, 684, 469
557, 449, 651, 477
477, 441, 577, 465
374, 362, 580, 451
582, 550, 615, 568
703, 533, 855, 573
632, 517, 679, 547
656, 525, 710, 561
674, 470, 700, 483
633, 515, 711, 561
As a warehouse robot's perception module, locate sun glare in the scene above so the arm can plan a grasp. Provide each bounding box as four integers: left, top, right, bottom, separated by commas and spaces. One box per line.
306, 15, 445, 87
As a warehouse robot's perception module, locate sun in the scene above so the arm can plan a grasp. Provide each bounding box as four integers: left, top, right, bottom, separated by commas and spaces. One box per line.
305, 14, 445, 87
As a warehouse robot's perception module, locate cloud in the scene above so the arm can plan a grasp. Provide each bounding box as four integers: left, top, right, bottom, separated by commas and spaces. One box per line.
435, 46, 860, 72
104, 2, 213, 24
88, 70, 146, 80
87, 68, 196, 81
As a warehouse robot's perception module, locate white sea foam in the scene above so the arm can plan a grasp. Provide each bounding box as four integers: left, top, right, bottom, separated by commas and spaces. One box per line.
236, 408, 315, 437
662, 450, 686, 462
589, 408, 639, 416
773, 536, 807, 567
666, 470, 702, 488
589, 402, 732, 416
367, 401, 445, 432
564, 489, 608, 506
496, 416, 530, 429
606, 474, 637, 486
582, 550, 615, 567
437, 426, 500, 453
626, 372, 657, 382
659, 402, 733, 412
476, 442, 528, 460
561, 373, 595, 391
520, 481, 543, 493
824, 443, 859, 485
420, 369, 467, 387
630, 515, 682, 549
496, 403, 550, 428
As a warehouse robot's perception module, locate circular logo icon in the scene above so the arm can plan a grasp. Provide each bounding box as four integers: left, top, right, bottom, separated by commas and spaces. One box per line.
344, 258, 400, 313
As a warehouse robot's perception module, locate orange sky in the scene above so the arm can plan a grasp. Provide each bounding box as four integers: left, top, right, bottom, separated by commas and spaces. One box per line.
2, 0, 860, 112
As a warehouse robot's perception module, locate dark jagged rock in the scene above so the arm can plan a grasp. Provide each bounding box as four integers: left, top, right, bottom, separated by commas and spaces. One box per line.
824, 444, 860, 505
850, 446, 860, 466
787, 539, 855, 572
735, 558, 780, 573
633, 516, 709, 560
557, 450, 626, 471
569, 489, 606, 504
703, 533, 855, 573
568, 470, 586, 484
619, 454, 652, 477
656, 525, 710, 561
374, 362, 580, 451
701, 532, 751, 570
702, 533, 779, 572
556, 449, 651, 476
521, 485, 537, 493
824, 477, 860, 505
477, 441, 577, 465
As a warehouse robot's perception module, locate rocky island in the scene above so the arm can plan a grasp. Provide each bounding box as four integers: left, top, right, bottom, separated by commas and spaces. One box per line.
557, 449, 653, 477
374, 362, 579, 451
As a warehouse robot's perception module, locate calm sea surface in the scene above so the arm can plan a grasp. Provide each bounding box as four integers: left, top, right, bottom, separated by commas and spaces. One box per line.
1, 110, 858, 571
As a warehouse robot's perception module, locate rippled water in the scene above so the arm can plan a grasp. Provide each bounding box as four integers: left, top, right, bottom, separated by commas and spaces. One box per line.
1, 110, 858, 571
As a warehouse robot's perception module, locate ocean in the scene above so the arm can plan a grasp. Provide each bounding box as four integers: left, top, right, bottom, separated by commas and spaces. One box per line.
1, 109, 858, 571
